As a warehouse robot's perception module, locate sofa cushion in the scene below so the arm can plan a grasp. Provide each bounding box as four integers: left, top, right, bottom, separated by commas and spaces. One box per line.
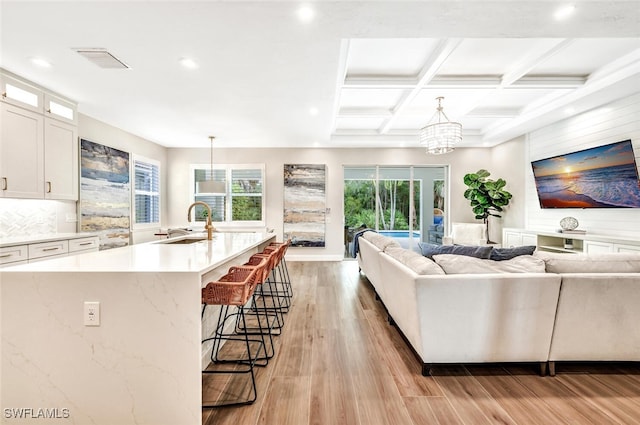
534, 251, 640, 273
385, 246, 445, 275
418, 242, 493, 260
433, 254, 546, 274
490, 245, 537, 261
362, 232, 400, 251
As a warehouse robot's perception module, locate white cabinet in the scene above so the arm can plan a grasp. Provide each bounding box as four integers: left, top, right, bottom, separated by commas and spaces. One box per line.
0, 235, 99, 267
28, 240, 69, 260
69, 236, 99, 253
0, 103, 44, 198
0, 244, 28, 266
1, 73, 43, 113
521, 233, 537, 246
503, 228, 640, 254
583, 240, 614, 254
503, 230, 523, 248
0, 70, 78, 200
44, 117, 78, 200
503, 229, 540, 248
44, 93, 77, 124
614, 244, 640, 253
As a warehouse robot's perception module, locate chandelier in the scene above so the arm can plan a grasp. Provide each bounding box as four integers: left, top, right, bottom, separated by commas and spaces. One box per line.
418, 96, 462, 155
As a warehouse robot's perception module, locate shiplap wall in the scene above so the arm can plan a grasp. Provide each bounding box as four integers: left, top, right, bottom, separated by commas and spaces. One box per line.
525, 93, 640, 238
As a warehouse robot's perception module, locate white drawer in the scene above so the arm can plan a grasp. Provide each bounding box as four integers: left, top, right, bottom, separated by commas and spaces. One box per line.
28, 240, 69, 259
28, 253, 68, 263
0, 260, 28, 268
69, 236, 99, 253
0, 245, 28, 265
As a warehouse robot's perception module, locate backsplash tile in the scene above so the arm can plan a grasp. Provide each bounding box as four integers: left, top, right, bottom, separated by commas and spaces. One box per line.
0, 199, 72, 238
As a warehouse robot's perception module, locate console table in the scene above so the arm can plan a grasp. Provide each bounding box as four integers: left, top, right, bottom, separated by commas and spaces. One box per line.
503, 228, 640, 254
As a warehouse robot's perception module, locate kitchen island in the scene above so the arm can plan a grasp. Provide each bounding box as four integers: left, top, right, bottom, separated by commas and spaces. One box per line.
0, 231, 275, 425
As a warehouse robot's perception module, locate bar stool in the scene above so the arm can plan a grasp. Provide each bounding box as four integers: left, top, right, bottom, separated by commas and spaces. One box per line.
238, 252, 286, 340
201, 266, 265, 407
261, 241, 293, 312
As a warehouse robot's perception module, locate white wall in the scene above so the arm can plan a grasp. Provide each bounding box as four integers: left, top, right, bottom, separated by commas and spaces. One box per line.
166, 147, 494, 259
489, 136, 527, 242
79, 114, 169, 244
525, 93, 640, 238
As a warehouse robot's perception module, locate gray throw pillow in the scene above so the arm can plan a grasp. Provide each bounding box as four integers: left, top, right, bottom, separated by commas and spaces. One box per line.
489, 245, 536, 261
418, 242, 493, 260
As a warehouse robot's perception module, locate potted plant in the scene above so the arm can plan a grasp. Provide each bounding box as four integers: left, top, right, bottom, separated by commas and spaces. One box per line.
463, 169, 512, 243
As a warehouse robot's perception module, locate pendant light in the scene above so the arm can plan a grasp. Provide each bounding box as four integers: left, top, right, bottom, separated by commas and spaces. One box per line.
196, 136, 225, 193
418, 97, 462, 155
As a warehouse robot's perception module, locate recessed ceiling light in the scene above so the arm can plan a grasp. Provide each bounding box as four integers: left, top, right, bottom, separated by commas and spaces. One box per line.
297, 5, 315, 23
554, 4, 576, 20
30, 57, 51, 68
309, 107, 319, 116
179, 58, 198, 69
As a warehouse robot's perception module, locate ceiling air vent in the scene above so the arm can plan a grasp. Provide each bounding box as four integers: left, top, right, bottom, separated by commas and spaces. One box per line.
73, 48, 131, 69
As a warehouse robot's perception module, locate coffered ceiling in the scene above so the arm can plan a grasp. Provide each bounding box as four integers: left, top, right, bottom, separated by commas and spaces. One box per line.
1, 1, 639, 149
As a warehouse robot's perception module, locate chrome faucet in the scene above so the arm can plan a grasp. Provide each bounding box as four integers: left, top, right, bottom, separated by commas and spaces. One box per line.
187, 201, 214, 240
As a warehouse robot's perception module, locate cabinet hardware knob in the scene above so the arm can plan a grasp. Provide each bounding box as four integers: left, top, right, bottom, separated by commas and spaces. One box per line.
79, 242, 92, 246
43, 247, 59, 252
1, 92, 6, 98
0, 254, 12, 258
46, 181, 52, 193
2, 177, 7, 190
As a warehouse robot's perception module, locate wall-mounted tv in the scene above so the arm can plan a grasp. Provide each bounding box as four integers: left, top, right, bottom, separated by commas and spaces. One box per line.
531, 139, 640, 208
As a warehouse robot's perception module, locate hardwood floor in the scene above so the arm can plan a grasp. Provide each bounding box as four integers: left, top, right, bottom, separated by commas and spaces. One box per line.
202, 260, 640, 425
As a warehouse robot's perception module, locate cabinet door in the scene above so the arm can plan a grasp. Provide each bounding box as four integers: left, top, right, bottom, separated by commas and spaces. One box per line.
1, 73, 43, 113
614, 244, 640, 253
584, 240, 614, 254
503, 231, 522, 248
0, 103, 44, 198
522, 233, 538, 247
44, 118, 78, 200
44, 93, 77, 125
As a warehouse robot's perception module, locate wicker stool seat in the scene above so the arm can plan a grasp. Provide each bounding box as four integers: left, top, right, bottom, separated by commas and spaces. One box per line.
201, 266, 266, 408
236, 253, 286, 343
259, 240, 293, 312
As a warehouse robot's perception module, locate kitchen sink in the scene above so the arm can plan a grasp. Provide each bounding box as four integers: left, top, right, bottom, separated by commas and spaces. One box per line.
161, 237, 207, 245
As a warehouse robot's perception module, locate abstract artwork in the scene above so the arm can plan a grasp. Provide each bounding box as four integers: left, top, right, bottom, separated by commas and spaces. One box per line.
284, 164, 326, 247
80, 139, 130, 250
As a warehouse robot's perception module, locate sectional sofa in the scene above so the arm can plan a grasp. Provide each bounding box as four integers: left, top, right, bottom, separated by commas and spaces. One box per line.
356, 231, 640, 376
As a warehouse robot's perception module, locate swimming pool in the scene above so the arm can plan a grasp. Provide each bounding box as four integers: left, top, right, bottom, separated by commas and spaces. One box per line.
379, 230, 421, 238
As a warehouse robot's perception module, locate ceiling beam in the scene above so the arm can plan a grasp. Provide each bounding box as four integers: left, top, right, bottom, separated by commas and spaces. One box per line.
378, 38, 463, 134
344, 75, 586, 90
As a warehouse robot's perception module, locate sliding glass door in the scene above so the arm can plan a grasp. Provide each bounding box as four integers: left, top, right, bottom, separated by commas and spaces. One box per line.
344, 165, 447, 256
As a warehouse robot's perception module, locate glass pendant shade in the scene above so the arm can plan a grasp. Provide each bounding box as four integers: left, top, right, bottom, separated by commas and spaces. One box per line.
419, 97, 462, 155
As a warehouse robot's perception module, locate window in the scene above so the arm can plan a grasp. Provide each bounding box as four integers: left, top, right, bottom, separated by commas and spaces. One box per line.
133, 156, 160, 227
192, 164, 265, 225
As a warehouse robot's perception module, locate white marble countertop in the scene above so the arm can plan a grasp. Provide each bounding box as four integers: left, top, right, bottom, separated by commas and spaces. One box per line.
0, 232, 98, 248
4, 232, 274, 274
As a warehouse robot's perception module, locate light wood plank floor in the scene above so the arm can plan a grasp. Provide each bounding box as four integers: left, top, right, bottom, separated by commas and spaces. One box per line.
202, 260, 640, 425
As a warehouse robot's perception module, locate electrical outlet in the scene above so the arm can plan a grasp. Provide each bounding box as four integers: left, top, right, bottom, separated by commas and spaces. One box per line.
84, 301, 100, 326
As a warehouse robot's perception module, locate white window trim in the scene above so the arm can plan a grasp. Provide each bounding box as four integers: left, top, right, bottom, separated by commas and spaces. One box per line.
190, 163, 265, 228
133, 155, 161, 230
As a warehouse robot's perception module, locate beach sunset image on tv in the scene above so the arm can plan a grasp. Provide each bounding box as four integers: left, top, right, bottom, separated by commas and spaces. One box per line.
531, 140, 640, 208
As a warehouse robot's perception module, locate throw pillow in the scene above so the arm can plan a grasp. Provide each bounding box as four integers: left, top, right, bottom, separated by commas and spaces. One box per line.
489, 245, 536, 261
433, 254, 546, 274
418, 242, 493, 260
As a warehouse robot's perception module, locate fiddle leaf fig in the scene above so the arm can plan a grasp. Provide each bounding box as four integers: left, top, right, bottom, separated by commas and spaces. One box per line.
463, 169, 512, 223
